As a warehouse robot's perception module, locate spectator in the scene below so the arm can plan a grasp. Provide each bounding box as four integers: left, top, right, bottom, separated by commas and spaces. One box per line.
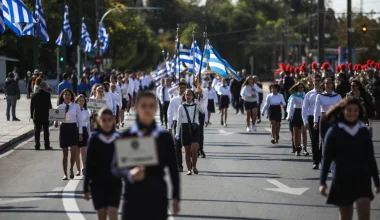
57, 73, 73, 94
89, 69, 99, 89
4, 72, 20, 121
26, 71, 32, 99
30, 81, 53, 150
77, 76, 89, 97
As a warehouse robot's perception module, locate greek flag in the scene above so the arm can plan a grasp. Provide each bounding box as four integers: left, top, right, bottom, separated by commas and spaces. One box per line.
22, 22, 33, 35
179, 44, 191, 67
152, 63, 167, 85
56, 5, 72, 46
81, 18, 92, 52
2, 0, 27, 36
55, 29, 64, 46
4, 0, 35, 24
0, 1, 5, 33
95, 24, 109, 53
189, 40, 202, 74
35, 0, 49, 43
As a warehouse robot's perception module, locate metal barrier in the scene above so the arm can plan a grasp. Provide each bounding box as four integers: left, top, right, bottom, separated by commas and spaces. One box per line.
369, 119, 380, 141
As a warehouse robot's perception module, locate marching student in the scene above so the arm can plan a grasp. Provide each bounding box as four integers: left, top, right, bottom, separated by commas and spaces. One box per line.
109, 84, 122, 128
320, 97, 380, 220
192, 78, 208, 158
102, 83, 114, 113
168, 82, 188, 172
112, 91, 180, 220
75, 95, 91, 176
55, 89, 84, 180
261, 84, 286, 143
240, 76, 263, 132
90, 85, 113, 110
119, 77, 133, 127
127, 74, 135, 113
83, 108, 122, 220
218, 78, 231, 127
302, 75, 322, 169
206, 80, 218, 126
287, 82, 309, 156
176, 89, 206, 175
156, 78, 165, 126
313, 77, 342, 150
158, 78, 172, 129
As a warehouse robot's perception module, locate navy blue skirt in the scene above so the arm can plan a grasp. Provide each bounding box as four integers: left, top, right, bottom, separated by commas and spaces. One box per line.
60, 123, 79, 148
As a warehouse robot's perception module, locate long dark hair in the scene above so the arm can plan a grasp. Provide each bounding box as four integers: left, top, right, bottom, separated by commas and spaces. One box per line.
182, 89, 196, 103
242, 76, 254, 88
75, 94, 88, 110
325, 96, 364, 122
318, 77, 335, 93
289, 82, 306, 94
57, 88, 75, 106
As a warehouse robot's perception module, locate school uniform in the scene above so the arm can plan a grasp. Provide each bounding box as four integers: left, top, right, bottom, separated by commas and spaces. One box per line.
156, 85, 164, 124
77, 108, 91, 147
176, 102, 205, 146
191, 86, 208, 152
83, 131, 122, 210
302, 88, 320, 165
56, 102, 84, 148
320, 121, 380, 206
217, 85, 231, 109
168, 95, 184, 170
313, 92, 342, 143
286, 93, 305, 128
207, 87, 218, 113
119, 83, 132, 110
110, 91, 122, 116
261, 93, 286, 122
240, 84, 263, 110
158, 85, 172, 127
112, 122, 180, 220
105, 92, 114, 111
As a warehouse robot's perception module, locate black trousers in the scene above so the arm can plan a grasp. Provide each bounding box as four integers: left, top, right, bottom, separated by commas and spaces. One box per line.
308, 116, 320, 164
233, 95, 244, 114
319, 116, 331, 159
34, 120, 50, 147
198, 112, 205, 150
158, 100, 163, 124
173, 120, 183, 169
163, 101, 170, 127
257, 102, 262, 119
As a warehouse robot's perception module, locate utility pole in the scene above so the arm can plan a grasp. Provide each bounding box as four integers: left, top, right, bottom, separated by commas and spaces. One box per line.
33, 2, 38, 70
96, 0, 100, 73
347, 0, 352, 63
77, 0, 83, 77
317, 0, 325, 64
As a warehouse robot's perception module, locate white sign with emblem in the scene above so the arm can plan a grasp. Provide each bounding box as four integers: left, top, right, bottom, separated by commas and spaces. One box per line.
49, 109, 65, 121
115, 137, 158, 168
87, 99, 107, 110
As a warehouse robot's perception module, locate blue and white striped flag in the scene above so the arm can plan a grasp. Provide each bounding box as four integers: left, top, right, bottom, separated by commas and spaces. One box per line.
96, 24, 109, 53
2, 0, 22, 36
4, 0, 36, 24
55, 29, 64, 46
179, 44, 191, 67
35, 0, 49, 43
22, 22, 33, 35
0, 1, 5, 33
189, 40, 202, 74
63, 5, 72, 45
81, 18, 92, 52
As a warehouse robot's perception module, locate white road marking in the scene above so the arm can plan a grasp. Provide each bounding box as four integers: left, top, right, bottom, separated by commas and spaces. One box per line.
264, 179, 309, 195
217, 129, 234, 136
0, 186, 65, 205
62, 177, 86, 220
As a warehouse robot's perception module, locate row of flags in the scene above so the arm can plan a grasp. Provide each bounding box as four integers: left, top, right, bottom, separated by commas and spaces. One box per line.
0, 0, 109, 53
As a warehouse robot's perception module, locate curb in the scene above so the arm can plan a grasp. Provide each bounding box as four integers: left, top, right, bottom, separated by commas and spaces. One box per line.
0, 129, 34, 152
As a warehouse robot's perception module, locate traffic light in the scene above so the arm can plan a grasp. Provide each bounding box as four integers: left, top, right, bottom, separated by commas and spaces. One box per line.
362, 25, 367, 33
60, 57, 64, 62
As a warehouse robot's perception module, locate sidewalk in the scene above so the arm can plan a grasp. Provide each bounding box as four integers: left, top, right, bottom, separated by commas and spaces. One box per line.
0, 94, 57, 150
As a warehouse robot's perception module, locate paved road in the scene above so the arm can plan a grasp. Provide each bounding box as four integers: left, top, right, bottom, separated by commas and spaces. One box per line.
0, 98, 380, 219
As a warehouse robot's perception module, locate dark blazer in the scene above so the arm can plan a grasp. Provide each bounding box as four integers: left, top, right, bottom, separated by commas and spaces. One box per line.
30, 89, 52, 121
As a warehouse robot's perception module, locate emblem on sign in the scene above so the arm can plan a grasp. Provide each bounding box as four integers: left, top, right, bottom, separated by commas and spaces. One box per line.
131, 140, 139, 150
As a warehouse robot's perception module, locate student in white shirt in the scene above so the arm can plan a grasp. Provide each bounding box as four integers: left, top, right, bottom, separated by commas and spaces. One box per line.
192, 77, 208, 158
102, 83, 114, 112
127, 74, 135, 111
287, 82, 308, 156
302, 75, 323, 169
74, 94, 91, 176
158, 78, 172, 129
156, 78, 165, 126
313, 77, 342, 151
218, 78, 231, 127
110, 84, 122, 127
176, 89, 206, 175
55, 89, 84, 180
206, 80, 218, 126
240, 76, 263, 132
168, 81, 188, 172
262, 84, 286, 143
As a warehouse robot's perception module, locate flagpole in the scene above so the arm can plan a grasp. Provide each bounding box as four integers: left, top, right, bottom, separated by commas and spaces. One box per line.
196, 26, 207, 93
33, 2, 38, 70
176, 24, 180, 82
62, 2, 67, 73
77, 0, 83, 77
192, 26, 195, 83
161, 49, 165, 63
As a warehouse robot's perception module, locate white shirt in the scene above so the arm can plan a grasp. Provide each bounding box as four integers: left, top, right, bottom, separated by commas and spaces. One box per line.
105, 92, 114, 110
185, 75, 193, 86
115, 83, 122, 96
302, 88, 318, 125
78, 108, 91, 135
90, 95, 113, 111
212, 78, 222, 91
142, 75, 152, 88
168, 86, 179, 97
110, 92, 121, 114
158, 85, 171, 103
56, 102, 84, 133
313, 91, 342, 123
240, 84, 262, 103
134, 79, 140, 93
207, 87, 218, 103
120, 84, 133, 100
218, 85, 231, 100
128, 78, 135, 93
175, 102, 205, 138
167, 95, 182, 128
261, 93, 286, 115
286, 94, 305, 120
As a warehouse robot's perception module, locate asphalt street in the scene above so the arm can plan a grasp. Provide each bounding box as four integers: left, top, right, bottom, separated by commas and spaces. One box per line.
0, 100, 379, 219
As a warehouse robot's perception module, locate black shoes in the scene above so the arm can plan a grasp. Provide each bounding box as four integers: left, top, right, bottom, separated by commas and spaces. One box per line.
178, 167, 183, 172
199, 150, 206, 158
257, 119, 261, 124
45, 146, 53, 150
313, 163, 319, 170
12, 118, 20, 121
35, 145, 40, 150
